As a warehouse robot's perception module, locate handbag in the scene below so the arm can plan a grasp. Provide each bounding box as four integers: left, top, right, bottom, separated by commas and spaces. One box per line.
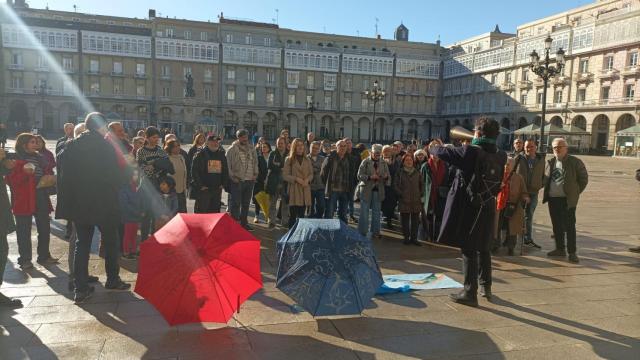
503, 202, 517, 218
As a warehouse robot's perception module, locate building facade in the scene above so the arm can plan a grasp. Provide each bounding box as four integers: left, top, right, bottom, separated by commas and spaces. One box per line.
1, 0, 638, 150
0, 2, 442, 142
442, 0, 640, 151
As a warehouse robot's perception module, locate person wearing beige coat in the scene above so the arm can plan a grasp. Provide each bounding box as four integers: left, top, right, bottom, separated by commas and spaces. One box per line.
283, 139, 314, 228
494, 158, 530, 255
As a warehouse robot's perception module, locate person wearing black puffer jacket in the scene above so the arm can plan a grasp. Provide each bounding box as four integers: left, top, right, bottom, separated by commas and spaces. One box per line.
191, 135, 229, 213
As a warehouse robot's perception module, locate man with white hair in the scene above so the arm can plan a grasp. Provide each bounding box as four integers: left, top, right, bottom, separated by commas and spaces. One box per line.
356, 144, 390, 239
543, 137, 588, 263
320, 139, 351, 223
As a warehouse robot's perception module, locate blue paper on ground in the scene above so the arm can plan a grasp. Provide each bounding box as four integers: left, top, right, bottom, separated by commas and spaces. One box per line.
376, 273, 463, 294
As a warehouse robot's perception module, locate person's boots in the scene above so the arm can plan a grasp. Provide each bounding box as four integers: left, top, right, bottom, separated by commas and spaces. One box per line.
479, 286, 492, 300
449, 290, 478, 307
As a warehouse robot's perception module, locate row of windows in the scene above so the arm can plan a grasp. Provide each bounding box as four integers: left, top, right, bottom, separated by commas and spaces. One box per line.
342, 56, 393, 75
83, 32, 152, 58
396, 59, 440, 79
2, 24, 78, 51
223, 45, 281, 67
156, 39, 218, 62
284, 51, 340, 72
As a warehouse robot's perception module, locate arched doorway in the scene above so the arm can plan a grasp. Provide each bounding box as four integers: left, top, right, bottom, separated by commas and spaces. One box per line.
615, 113, 636, 132
423, 120, 433, 139
320, 115, 332, 139
9, 100, 29, 131
518, 117, 528, 129
357, 117, 369, 142
407, 119, 418, 140
533, 116, 542, 126
223, 110, 238, 139
287, 114, 298, 138
35, 101, 55, 132
264, 112, 277, 140
342, 117, 353, 139
571, 115, 587, 130
393, 118, 404, 140
592, 114, 609, 149
243, 111, 258, 137
501, 118, 511, 130
550, 116, 563, 128
331, 117, 343, 139
374, 117, 385, 142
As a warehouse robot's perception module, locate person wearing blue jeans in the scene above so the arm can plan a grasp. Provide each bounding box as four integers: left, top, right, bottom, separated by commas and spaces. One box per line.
225, 129, 259, 229
356, 144, 390, 239
307, 141, 326, 218
320, 140, 352, 224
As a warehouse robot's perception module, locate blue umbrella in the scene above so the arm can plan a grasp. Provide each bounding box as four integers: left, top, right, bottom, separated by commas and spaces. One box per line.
276, 219, 383, 316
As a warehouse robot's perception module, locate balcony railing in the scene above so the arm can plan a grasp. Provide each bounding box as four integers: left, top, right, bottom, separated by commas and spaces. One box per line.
203, 76, 213, 83
499, 82, 515, 91
87, 69, 100, 75
135, 73, 147, 79
8, 64, 24, 70
598, 68, 619, 79
551, 76, 570, 86
34, 66, 50, 72
621, 65, 640, 76
533, 78, 545, 87
160, 74, 171, 80
573, 72, 594, 82
567, 97, 639, 108
517, 80, 532, 89
111, 71, 125, 77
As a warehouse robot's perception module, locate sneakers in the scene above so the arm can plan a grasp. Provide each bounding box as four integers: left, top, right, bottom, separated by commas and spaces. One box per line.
268, 222, 276, 229
19, 261, 34, 270
524, 240, 542, 249
68, 276, 100, 292
253, 217, 260, 224
37, 257, 60, 265
105, 279, 131, 291
449, 291, 479, 307
74, 286, 95, 304
568, 253, 580, 263
547, 249, 567, 257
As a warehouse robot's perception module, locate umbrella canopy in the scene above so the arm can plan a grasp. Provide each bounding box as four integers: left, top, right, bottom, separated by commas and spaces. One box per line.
254, 191, 270, 220
513, 123, 567, 136
616, 124, 640, 136
513, 123, 539, 136
276, 219, 383, 316
135, 213, 262, 325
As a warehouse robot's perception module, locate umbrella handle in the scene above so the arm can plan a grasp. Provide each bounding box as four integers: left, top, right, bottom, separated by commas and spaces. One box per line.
237, 295, 240, 314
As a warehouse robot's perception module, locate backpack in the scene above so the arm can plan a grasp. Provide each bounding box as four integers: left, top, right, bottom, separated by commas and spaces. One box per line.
466, 146, 507, 208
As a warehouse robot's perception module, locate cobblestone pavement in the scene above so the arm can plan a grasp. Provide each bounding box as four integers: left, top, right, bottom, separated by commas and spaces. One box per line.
1, 143, 639, 359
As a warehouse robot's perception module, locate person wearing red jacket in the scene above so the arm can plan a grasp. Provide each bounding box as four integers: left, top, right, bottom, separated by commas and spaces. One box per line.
5, 133, 57, 270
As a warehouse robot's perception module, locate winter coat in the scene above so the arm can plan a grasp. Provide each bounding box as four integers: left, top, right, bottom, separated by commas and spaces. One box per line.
40, 148, 56, 173
59, 130, 125, 225
157, 191, 178, 218
494, 172, 527, 236
0, 162, 16, 234
320, 151, 351, 196
6, 160, 53, 216
265, 150, 286, 195
168, 154, 188, 194
190, 147, 229, 199
356, 157, 391, 203
308, 154, 325, 191
119, 184, 145, 223
543, 155, 588, 209
394, 168, 424, 213
430, 143, 507, 248
283, 156, 314, 207
254, 153, 269, 195
225, 142, 258, 183
514, 153, 546, 194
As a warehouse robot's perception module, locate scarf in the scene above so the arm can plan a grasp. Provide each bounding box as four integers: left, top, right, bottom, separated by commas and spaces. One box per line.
471, 137, 497, 146
496, 169, 511, 211
403, 166, 415, 175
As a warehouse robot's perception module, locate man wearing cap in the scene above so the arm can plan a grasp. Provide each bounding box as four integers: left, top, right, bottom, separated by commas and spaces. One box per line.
226, 129, 259, 229
191, 135, 229, 213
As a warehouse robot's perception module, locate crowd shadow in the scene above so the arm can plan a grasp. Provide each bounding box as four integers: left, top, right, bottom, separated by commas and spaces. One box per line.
485, 296, 639, 359
0, 307, 58, 360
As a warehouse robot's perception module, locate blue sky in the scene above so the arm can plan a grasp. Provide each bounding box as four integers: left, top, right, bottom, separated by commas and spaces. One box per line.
27, 0, 590, 44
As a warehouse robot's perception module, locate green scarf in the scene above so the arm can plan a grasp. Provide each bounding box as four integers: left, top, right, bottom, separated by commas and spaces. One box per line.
471, 137, 497, 146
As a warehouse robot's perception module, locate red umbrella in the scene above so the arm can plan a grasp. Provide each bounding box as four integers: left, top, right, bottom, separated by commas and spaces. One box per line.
134, 213, 262, 325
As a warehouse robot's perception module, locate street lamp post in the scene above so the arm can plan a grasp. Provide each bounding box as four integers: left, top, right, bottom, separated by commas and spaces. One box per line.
33, 80, 51, 132
529, 35, 565, 153
306, 98, 319, 136
363, 80, 385, 143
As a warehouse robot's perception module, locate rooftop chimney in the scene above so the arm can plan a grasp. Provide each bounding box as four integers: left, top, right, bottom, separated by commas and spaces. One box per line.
149, 9, 156, 19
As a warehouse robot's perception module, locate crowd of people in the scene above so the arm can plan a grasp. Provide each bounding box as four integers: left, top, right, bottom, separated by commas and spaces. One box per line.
0, 113, 592, 309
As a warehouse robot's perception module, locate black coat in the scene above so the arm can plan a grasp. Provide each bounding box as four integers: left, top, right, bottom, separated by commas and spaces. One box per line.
265, 150, 286, 195
190, 147, 229, 199
59, 130, 125, 225
430, 144, 505, 248
254, 153, 268, 195
0, 164, 15, 235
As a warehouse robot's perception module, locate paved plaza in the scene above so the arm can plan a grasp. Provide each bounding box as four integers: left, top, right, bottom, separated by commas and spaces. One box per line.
1, 153, 639, 359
